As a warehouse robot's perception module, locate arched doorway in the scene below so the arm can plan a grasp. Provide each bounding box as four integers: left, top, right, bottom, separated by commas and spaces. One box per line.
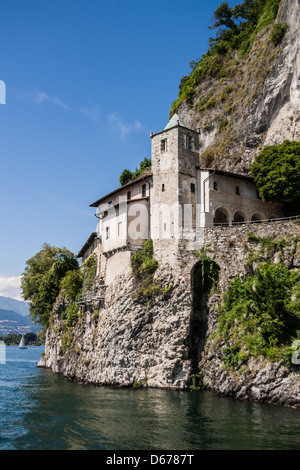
189, 257, 220, 375
213, 208, 229, 226
233, 211, 245, 224
251, 213, 263, 223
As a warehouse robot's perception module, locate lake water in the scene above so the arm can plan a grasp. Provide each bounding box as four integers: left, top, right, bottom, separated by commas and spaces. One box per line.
0, 346, 300, 451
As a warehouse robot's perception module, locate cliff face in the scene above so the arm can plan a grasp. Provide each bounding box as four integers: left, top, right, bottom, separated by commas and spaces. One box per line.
39, 221, 300, 408
40, 265, 194, 389
175, 0, 300, 174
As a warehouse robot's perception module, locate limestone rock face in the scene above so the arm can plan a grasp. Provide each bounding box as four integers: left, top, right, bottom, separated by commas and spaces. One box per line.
39, 221, 300, 408
39, 266, 194, 390
176, 0, 300, 174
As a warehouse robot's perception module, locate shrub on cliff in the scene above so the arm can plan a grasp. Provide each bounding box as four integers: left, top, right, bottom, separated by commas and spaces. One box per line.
130, 239, 170, 300
59, 269, 83, 301
218, 262, 300, 365
170, 0, 282, 116
250, 140, 300, 214
21, 243, 80, 327
131, 239, 158, 278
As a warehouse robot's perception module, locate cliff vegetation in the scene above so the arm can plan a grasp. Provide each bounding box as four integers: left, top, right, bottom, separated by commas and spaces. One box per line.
169, 0, 290, 171
212, 232, 300, 368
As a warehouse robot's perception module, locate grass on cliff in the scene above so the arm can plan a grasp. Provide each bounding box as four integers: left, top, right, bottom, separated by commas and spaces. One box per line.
170, 0, 284, 117
131, 239, 173, 300
217, 261, 300, 368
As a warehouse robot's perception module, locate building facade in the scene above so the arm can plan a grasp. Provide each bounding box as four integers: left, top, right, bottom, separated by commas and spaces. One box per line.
78, 115, 283, 284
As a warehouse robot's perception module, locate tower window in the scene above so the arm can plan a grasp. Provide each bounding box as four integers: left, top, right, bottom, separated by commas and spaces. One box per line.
161, 139, 167, 152
162, 183, 165, 192
118, 222, 122, 237
106, 227, 110, 239
127, 191, 131, 200
213, 181, 218, 191
191, 183, 195, 193
186, 136, 194, 151
142, 184, 146, 197
236, 186, 240, 195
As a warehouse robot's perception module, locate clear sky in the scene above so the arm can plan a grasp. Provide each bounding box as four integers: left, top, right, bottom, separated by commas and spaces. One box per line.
0, 0, 240, 299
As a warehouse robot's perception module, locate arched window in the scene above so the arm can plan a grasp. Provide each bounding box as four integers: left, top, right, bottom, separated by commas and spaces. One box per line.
233, 211, 245, 224
213, 208, 229, 226
251, 213, 263, 223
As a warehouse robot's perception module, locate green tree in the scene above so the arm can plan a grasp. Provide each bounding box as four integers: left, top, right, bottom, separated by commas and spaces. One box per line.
250, 141, 300, 208
60, 269, 83, 301
21, 243, 80, 327
119, 169, 133, 186
119, 157, 151, 186
4, 333, 21, 346
211, 2, 237, 31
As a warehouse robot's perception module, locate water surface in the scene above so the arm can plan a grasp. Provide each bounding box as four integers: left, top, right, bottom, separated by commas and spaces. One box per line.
0, 346, 299, 450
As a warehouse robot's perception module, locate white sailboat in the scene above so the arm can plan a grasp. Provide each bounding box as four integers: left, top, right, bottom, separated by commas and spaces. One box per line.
19, 334, 27, 349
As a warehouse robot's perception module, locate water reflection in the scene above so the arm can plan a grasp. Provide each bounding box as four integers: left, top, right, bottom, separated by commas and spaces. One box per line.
14, 368, 300, 450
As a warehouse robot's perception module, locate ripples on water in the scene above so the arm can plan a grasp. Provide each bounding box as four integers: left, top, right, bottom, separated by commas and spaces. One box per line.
0, 346, 299, 450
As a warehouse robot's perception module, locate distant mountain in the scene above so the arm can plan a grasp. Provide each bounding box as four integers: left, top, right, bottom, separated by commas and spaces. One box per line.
0, 306, 40, 336
0, 296, 29, 317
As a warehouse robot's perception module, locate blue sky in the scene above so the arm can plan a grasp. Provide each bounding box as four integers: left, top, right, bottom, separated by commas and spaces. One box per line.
0, 0, 240, 299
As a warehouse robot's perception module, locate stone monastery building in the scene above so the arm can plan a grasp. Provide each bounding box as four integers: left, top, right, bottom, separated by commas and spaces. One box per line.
78, 114, 282, 285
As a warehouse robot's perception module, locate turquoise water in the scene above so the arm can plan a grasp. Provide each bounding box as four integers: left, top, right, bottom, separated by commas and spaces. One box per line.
0, 346, 299, 450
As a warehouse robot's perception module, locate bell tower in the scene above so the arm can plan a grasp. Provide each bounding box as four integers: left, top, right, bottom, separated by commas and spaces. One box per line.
150, 114, 200, 263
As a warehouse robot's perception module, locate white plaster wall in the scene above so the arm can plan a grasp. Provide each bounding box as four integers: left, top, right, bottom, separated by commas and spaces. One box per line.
105, 251, 131, 285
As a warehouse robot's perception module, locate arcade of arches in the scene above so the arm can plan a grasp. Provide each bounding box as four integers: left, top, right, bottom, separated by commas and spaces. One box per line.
213, 207, 271, 226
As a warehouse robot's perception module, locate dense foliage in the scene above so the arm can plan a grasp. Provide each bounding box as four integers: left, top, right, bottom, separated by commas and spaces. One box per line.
250, 140, 300, 210
218, 262, 300, 366
131, 239, 158, 279
170, 0, 283, 116
21, 244, 80, 327
131, 239, 173, 299
119, 157, 151, 186
59, 269, 83, 301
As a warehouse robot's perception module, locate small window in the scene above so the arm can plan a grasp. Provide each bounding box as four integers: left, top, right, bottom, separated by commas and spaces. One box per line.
127, 191, 131, 200
164, 223, 167, 231
236, 186, 240, 195
108, 201, 112, 206
142, 184, 146, 197
162, 183, 165, 192
187, 136, 194, 151
191, 183, 195, 193
161, 139, 167, 152
106, 227, 110, 239
118, 222, 122, 237
213, 181, 218, 191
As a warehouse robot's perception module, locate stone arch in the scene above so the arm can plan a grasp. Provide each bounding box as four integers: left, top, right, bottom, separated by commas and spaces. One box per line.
213, 207, 229, 226
251, 212, 264, 223
233, 210, 246, 224
189, 258, 220, 374
269, 214, 280, 221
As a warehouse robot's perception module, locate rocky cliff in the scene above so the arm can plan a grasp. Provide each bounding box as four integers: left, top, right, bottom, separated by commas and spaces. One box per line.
171, 0, 300, 174
39, 220, 300, 408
